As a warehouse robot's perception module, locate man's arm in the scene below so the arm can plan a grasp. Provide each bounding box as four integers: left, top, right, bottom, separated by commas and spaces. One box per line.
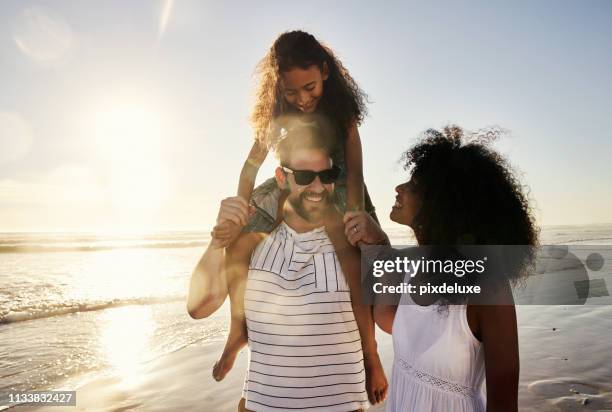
342, 210, 398, 333
187, 231, 264, 319
186, 241, 228, 319
187, 196, 253, 319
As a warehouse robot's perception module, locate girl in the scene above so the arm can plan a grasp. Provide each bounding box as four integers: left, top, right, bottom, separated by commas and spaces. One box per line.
211, 30, 388, 405
347, 126, 539, 411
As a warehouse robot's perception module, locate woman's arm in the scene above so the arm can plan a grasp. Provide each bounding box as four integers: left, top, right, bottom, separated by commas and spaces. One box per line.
344, 121, 365, 212
477, 300, 520, 411
374, 304, 398, 335
237, 140, 268, 201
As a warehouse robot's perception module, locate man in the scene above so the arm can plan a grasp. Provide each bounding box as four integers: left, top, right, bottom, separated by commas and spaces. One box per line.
187, 116, 372, 411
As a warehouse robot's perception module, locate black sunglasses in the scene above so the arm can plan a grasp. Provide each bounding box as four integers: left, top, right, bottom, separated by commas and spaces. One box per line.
281, 165, 341, 185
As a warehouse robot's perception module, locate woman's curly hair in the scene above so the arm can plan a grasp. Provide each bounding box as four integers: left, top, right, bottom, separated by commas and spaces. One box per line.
251, 30, 368, 149
402, 125, 540, 287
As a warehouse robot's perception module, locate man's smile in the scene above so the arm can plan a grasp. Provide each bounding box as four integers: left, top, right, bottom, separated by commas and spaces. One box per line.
303, 192, 326, 203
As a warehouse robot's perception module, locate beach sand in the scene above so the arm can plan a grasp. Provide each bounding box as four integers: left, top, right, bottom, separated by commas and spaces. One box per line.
10, 300, 612, 412
11, 307, 612, 412
16, 332, 394, 412
4, 234, 612, 411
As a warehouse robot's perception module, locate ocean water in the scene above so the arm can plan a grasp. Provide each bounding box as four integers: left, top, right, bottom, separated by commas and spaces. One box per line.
0, 232, 227, 393
1, 224, 611, 409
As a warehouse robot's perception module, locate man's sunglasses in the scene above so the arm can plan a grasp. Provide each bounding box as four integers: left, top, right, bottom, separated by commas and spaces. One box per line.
281, 165, 341, 185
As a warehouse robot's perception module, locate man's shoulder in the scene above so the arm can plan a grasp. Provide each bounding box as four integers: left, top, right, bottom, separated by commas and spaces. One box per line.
228, 232, 269, 259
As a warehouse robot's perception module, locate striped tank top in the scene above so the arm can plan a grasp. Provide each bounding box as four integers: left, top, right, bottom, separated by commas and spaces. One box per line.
242, 222, 368, 412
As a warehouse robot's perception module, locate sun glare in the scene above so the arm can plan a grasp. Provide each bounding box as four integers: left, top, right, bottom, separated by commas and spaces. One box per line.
99, 305, 154, 387
91, 102, 171, 227
13, 6, 75, 66
159, 0, 175, 39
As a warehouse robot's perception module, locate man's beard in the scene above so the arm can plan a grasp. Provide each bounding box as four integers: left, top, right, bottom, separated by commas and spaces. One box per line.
288, 190, 333, 223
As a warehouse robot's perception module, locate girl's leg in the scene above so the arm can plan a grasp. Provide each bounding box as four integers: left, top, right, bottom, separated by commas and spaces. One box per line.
214, 181, 283, 381
213, 249, 249, 381
213, 232, 267, 381
324, 209, 388, 405
237, 398, 254, 412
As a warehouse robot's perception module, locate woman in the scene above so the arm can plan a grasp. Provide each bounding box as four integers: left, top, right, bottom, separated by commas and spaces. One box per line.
344, 126, 539, 411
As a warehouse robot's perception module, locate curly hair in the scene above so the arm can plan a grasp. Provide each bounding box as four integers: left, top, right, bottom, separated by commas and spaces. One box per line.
401, 125, 539, 288
251, 30, 368, 149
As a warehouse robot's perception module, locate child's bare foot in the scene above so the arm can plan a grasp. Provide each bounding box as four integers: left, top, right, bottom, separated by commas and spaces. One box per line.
212, 316, 248, 381
212, 348, 238, 381
364, 352, 388, 404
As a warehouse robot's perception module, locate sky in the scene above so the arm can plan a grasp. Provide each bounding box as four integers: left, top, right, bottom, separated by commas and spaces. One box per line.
0, 0, 611, 232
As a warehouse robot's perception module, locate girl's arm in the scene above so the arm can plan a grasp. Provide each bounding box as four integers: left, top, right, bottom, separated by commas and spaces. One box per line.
214, 142, 267, 247
344, 121, 365, 212
238, 140, 269, 201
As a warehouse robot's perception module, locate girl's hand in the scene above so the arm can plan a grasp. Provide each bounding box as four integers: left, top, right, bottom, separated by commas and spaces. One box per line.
212, 197, 255, 247
212, 221, 243, 248
343, 211, 389, 247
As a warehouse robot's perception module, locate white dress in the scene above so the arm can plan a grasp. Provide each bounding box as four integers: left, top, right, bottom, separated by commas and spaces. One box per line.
386, 280, 486, 412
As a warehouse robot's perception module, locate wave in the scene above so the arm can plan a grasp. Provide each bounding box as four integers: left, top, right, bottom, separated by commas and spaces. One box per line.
550, 236, 612, 245
0, 232, 209, 244
0, 240, 209, 254
0, 295, 185, 325
3, 224, 611, 253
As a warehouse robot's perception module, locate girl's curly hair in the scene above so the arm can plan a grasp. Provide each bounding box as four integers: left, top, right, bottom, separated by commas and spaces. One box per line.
402, 125, 539, 287
251, 30, 368, 149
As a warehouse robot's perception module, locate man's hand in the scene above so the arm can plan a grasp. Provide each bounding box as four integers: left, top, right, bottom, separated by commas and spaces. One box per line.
211, 196, 254, 248
343, 211, 389, 247
216, 196, 250, 226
